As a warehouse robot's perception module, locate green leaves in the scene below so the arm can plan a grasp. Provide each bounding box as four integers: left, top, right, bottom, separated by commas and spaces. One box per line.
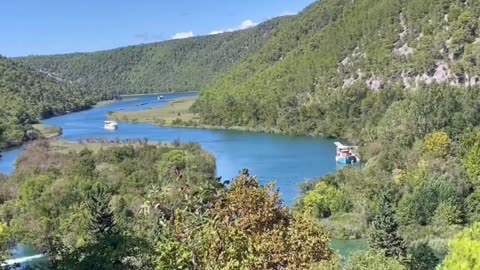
345, 251, 406, 270
0, 56, 95, 149
439, 222, 480, 270
368, 192, 408, 262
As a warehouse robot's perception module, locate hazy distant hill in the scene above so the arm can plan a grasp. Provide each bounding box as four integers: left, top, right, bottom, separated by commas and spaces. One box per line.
17, 18, 285, 95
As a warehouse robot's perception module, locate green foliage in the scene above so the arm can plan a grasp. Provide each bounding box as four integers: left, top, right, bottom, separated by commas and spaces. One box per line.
0, 142, 335, 269
85, 183, 117, 239
345, 251, 405, 270
397, 178, 463, 226
439, 222, 480, 270
0, 223, 9, 264
368, 192, 408, 262
203, 174, 333, 269
157, 150, 186, 179
194, 0, 480, 139
303, 182, 350, 218
432, 201, 463, 226
18, 19, 282, 95
466, 191, 480, 223
0, 56, 96, 149
154, 232, 193, 270
422, 132, 451, 159
408, 241, 439, 270
465, 141, 480, 186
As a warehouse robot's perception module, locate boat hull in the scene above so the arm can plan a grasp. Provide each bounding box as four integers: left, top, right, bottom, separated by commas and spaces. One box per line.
336, 156, 357, 164
104, 125, 118, 130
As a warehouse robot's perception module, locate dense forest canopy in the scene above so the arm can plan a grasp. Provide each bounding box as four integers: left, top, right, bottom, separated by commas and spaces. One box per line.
194, 0, 480, 138
0, 56, 100, 149
16, 18, 284, 95
0, 141, 335, 269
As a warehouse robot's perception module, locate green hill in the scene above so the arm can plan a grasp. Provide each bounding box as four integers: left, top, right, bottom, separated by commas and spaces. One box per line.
0, 56, 96, 149
17, 18, 283, 95
194, 0, 480, 139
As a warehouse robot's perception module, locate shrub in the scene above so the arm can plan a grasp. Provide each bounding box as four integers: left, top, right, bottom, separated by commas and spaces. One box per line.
439, 223, 480, 270
422, 132, 451, 159
345, 251, 405, 270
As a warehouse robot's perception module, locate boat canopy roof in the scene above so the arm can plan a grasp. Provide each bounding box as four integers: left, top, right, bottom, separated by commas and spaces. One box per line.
334, 142, 347, 148
334, 142, 356, 150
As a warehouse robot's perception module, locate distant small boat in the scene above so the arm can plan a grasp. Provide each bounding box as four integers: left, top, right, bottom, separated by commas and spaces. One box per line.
335, 142, 360, 164
157, 95, 164, 100
104, 121, 118, 130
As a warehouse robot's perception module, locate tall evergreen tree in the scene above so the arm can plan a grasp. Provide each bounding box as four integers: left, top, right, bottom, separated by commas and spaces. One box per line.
368, 192, 408, 262
86, 182, 117, 239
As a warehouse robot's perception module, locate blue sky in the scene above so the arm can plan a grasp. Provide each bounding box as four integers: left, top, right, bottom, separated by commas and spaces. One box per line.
1, 0, 316, 57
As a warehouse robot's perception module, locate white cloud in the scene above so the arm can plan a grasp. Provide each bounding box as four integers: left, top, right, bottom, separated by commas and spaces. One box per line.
172, 31, 194, 39
239, 19, 258, 30
209, 30, 225, 35
280, 11, 296, 16
209, 19, 258, 35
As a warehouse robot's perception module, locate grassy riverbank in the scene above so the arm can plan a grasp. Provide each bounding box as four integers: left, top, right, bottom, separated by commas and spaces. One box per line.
109, 98, 199, 126
32, 124, 62, 139
108, 98, 282, 134
120, 91, 198, 98
93, 99, 118, 108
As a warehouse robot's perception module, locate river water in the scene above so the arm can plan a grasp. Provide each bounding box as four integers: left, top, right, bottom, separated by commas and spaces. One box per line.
1, 92, 344, 206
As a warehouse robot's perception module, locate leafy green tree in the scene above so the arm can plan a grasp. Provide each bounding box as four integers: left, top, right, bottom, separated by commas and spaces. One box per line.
72, 148, 97, 179
51, 183, 148, 270
408, 241, 439, 270
0, 223, 9, 266
157, 150, 187, 179
432, 201, 463, 226
154, 231, 193, 270
439, 222, 480, 270
86, 183, 118, 239
397, 179, 461, 226
302, 182, 350, 218
422, 132, 451, 159
368, 192, 408, 262
203, 174, 333, 270
465, 142, 480, 186
466, 191, 480, 223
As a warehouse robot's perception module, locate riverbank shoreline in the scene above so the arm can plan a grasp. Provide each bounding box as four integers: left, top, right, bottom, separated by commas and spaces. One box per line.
120, 91, 198, 98
108, 97, 289, 135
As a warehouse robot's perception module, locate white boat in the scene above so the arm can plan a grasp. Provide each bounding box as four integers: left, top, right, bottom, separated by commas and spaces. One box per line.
157, 95, 164, 100
104, 121, 118, 130
334, 142, 360, 164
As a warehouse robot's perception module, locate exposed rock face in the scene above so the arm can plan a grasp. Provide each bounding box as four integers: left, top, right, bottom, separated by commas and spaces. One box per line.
432, 62, 451, 83
341, 56, 351, 66
334, 9, 480, 92
399, 13, 408, 40
367, 77, 384, 91
394, 43, 414, 56
343, 77, 356, 88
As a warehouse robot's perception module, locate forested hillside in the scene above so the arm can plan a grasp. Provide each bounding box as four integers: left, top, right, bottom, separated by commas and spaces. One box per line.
17, 18, 284, 95
0, 56, 98, 149
195, 0, 480, 137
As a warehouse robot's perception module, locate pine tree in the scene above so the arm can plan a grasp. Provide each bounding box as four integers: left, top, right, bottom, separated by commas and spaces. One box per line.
368, 192, 408, 262
86, 182, 118, 239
